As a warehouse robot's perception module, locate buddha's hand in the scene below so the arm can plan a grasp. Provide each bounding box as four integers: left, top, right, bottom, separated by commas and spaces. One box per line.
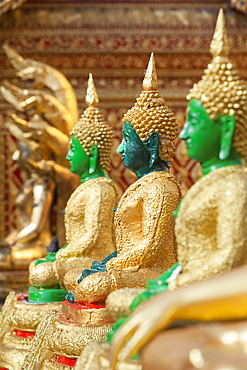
74, 271, 113, 304
110, 291, 180, 370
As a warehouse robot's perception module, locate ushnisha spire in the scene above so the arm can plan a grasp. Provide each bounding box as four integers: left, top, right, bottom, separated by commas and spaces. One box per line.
71, 73, 113, 171
85, 73, 99, 107
210, 8, 229, 59
123, 53, 178, 163
143, 52, 159, 91
187, 8, 247, 159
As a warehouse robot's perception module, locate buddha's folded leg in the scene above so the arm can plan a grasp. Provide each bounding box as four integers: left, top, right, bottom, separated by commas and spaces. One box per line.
63, 267, 85, 291
74, 268, 162, 303
29, 261, 58, 288
55, 256, 94, 288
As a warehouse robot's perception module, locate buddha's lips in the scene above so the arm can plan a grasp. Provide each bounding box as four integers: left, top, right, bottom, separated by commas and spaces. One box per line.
54, 355, 77, 367
13, 329, 35, 338
64, 300, 106, 310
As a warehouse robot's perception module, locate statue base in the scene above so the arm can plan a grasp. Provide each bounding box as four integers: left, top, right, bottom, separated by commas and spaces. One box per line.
0, 292, 63, 370
22, 302, 114, 369
76, 342, 142, 370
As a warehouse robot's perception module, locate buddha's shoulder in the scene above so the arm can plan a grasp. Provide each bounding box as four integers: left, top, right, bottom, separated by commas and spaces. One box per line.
130, 172, 180, 195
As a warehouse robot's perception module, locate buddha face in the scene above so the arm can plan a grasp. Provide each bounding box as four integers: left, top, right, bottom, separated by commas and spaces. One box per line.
180, 99, 222, 163
117, 121, 150, 175
66, 135, 90, 175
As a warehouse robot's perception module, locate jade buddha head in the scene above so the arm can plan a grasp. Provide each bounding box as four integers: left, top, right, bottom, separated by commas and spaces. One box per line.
67, 73, 113, 181
181, 9, 247, 173
118, 53, 178, 179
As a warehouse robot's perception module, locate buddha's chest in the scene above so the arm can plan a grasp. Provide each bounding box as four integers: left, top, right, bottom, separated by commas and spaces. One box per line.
65, 187, 86, 224
115, 186, 143, 230
176, 185, 218, 246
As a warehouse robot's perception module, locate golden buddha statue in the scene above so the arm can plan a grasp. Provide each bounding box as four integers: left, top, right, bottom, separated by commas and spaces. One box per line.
64, 52, 180, 303
0, 122, 55, 269
20, 53, 180, 370
0, 74, 117, 370
29, 73, 117, 288
0, 44, 80, 250
76, 9, 247, 369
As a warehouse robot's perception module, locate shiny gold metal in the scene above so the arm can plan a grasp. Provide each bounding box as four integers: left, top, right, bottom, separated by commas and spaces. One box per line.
0, 0, 27, 16
110, 265, 247, 369
0, 45, 80, 262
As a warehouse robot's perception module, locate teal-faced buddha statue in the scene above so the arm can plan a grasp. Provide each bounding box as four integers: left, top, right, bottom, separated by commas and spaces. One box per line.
21, 53, 181, 370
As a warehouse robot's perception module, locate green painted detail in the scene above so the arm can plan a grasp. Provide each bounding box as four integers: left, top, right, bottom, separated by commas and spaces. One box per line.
180, 99, 242, 176
34, 252, 57, 266
107, 262, 182, 350
67, 135, 106, 183
117, 122, 169, 179
77, 250, 118, 284
130, 262, 182, 311
28, 286, 67, 303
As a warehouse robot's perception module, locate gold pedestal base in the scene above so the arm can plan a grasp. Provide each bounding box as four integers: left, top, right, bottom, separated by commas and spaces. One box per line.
22, 306, 114, 370
0, 292, 63, 370
76, 342, 142, 370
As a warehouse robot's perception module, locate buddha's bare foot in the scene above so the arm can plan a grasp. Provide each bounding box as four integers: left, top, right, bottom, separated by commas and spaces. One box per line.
63, 267, 82, 291
74, 271, 113, 303
29, 261, 59, 288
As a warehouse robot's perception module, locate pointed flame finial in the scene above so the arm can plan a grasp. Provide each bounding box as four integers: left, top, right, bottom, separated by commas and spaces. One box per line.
143, 52, 158, 91
85, 73, 99, 107
210, 8, 229, 58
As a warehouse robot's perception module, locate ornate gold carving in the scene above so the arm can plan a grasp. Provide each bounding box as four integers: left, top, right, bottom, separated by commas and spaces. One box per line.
123, 53, 178, 162
71, 74, 113, 171
76, 342, 141, 370
173, 166, 247, 288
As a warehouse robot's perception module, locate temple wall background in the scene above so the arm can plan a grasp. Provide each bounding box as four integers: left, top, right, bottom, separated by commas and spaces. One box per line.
0, 0, 247, 239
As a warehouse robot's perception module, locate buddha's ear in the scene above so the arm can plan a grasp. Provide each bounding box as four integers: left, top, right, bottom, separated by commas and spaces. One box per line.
219, 115, 235, 160
89, 145, 99, 174
145, 132, 160, 167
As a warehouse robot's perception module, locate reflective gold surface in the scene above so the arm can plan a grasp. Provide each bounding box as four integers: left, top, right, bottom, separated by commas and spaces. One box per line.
172, 165, 247, 288
110, 265, 247, 369
73, 171, 180, 303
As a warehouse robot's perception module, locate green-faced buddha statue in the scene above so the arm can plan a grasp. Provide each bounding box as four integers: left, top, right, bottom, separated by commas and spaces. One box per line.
77, 9, 247, 370
0, 74, 117, 370
20, 53, 181, 370
28, 73, 117, 291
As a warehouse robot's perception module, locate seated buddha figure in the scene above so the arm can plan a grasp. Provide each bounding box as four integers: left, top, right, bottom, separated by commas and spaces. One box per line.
0, 122, 55, 269
64, 52, 181, 304
29, 73, 117, 292
76, 10, 247, 369
0, 74, 117, 370
20, 54, 180, 370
